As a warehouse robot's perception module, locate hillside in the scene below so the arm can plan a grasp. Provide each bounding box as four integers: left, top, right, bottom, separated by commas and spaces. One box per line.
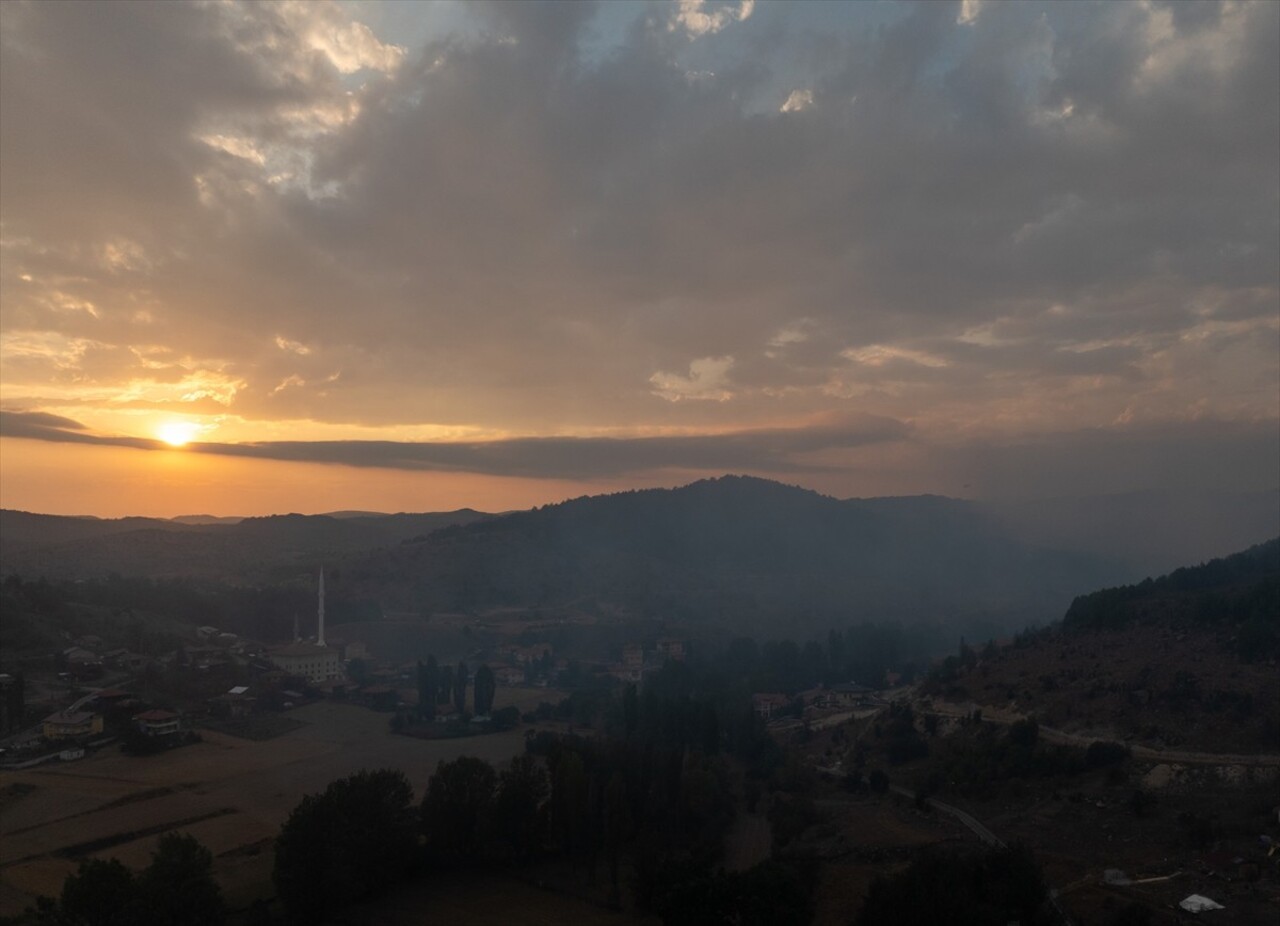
929, 539, 1280, 752
346, 476, 1123, 639
0, 509, 492, 582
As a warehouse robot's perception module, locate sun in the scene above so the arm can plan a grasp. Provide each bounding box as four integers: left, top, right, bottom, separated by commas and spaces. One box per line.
157, 421, 201, 447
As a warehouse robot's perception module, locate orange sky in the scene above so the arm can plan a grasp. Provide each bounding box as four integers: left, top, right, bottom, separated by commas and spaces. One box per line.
1, 1, 1276, 517
0, 438, 617, 518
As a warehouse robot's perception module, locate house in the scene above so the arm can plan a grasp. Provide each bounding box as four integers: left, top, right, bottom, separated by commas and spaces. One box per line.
133, 710, 182, 737
494, 666, 526, 687
611, 665, 643, 683
752, 693, 791, 721
830, 682, 876, 706
622, 644, 645, 671
208, 686, 256, 718
500, 643, 553, 665
93, 688, 130, 705
656, 638, 685, 661
42, 710, 104, 740
105, 651, 148, 671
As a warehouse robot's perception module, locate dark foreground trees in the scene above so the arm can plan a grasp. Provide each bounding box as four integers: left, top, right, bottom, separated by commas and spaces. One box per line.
857, 845, 1048, 926
34, 833, 224, 926
273, 769, 417, 924
420, 757, 497, 862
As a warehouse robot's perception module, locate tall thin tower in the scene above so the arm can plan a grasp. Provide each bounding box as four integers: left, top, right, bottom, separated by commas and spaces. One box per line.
317, 568, 326, 647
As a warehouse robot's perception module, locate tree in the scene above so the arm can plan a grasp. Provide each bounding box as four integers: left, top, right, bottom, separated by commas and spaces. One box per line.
622, 683, 639, 737
48, 858, 140, 926
453, 662, 469, 715
549, 749, 589, 856
136, 832, 225, 926
417, 656, 438, 720
857, 845, 1045, 926
602, 773, 632, 894
1007, 717, 1039, 749
473, 664, 496, 715
493, 754, 548, 861
38, 835, 226, 926
421, 757, 497, 862
274, 769, 417, 923
438, 664, 454, 708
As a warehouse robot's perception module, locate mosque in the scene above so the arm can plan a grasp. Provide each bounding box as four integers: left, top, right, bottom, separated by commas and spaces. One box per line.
269, 569, 343, 684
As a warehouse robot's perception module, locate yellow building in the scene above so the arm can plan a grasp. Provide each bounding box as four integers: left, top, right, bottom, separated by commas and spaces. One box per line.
42, 710, 103, 740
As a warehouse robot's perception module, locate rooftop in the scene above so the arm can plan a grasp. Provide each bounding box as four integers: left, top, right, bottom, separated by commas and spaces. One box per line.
43, 710, 97, 724
270, 642, 333, 657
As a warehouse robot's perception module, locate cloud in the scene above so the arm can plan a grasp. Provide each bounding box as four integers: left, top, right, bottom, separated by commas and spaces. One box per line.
650, 356, 736, 402
0, 0, 1275, 499
670, 0, 755, 39
780, 89, 814, 113
0, 409, 909, 480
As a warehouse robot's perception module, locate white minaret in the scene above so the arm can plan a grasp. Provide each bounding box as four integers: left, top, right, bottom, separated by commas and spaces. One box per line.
317, 568, 326, 648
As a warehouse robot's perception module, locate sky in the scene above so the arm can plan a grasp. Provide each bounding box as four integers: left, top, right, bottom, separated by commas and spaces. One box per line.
1, 0, 1277, 517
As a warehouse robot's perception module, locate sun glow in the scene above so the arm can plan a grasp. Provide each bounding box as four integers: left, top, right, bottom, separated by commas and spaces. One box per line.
157, 421, 201, 447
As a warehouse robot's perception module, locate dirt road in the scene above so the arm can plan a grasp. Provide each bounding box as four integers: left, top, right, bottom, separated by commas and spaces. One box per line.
923, 700, 1280, 767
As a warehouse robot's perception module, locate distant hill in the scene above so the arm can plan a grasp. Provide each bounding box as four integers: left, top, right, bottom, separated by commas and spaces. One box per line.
985, 489, 1280, 578
932, 538, 1280, 752
347, 476, 1124, 639
0, 510, 201, 547
0, 508, 493, 581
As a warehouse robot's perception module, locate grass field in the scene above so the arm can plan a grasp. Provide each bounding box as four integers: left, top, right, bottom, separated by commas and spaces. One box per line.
0, 697, 550, 917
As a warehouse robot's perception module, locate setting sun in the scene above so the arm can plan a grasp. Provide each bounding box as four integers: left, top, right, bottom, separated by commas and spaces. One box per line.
157, 421, 201, 447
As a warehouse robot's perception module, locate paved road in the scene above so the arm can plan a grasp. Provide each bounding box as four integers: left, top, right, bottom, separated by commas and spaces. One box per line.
887, 783, 1074, 925
888, 785, 1003, 847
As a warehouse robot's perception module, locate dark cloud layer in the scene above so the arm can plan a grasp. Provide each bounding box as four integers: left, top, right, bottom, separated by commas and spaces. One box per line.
0, 409, 908, 479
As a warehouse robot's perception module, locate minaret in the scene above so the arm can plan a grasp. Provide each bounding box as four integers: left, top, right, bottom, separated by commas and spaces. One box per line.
317, 568, 326, 648
292, 612, 299, 643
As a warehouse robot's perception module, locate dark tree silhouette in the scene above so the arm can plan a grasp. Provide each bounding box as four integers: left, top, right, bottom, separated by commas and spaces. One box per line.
44, 857, 140, 926
136, 832, 225, 926
37, 834, 225, 926
453, 661, 469, 715
273, 769, 417, 923
438, 664, 454, 707
421, 756, 497, 862
493, 754, 548, 861
417, 656, 438, 720
473, 664, 496, 715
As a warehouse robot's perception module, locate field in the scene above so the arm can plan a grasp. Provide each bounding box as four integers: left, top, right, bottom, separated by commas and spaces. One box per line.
0, 698, 546, 918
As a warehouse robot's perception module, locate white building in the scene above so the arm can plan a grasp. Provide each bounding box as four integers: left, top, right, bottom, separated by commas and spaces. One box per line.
269, 642, 343, 684
269, 569, 342, 684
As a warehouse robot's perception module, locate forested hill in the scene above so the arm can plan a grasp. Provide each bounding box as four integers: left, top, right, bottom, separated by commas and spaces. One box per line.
0, 508, 492, 581
350, 476, 1122, 638
1062, 537, 1280, 652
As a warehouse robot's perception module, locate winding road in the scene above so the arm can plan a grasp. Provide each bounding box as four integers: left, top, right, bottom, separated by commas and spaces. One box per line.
923, 700, 1280, 767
